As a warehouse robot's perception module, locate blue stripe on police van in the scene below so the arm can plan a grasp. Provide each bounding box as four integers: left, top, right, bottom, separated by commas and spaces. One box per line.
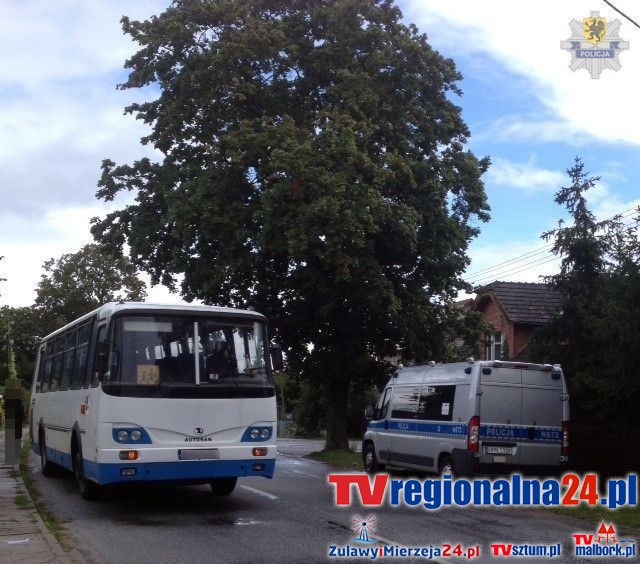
481, 424, 561, 443
367, 420, 561, 443
367, 420, 466, 437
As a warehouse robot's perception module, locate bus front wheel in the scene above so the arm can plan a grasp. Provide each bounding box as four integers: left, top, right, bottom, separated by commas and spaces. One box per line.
210, 477, 237, 496
73, 440, 100, 501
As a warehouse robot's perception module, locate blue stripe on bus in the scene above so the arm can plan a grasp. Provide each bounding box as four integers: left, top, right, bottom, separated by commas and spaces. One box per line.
84, 458, 276, 485
31, 442, 75, 471
32, 442, 275, 484
367, 420, 561, 443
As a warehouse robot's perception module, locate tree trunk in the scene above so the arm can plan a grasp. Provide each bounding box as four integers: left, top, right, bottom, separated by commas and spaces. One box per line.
324, 375, 350, 450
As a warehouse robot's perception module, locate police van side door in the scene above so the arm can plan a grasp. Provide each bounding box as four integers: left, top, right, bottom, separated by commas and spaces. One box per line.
387, 385, 420, 466
412, 384, 458, 472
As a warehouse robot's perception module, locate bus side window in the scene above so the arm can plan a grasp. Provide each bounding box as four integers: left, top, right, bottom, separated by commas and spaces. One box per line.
71, 321, 93, 390
59, 328, 78, 391
35, 345, 46, 393
50, 336, 65, 392
90, 324, 107, 388
41, 341, 55, 393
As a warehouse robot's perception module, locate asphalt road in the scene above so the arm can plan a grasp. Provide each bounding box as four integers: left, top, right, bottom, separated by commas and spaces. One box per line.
27, 440, 621, 563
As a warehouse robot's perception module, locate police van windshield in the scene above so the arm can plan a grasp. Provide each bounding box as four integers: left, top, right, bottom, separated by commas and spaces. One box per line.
104, 315, 271, 393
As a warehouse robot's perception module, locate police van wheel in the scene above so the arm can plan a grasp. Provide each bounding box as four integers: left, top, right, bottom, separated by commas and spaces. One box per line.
39, 429, 57, 478
210, 477, 237, 496
363, 443, 384, 474
438, 455, 453, 476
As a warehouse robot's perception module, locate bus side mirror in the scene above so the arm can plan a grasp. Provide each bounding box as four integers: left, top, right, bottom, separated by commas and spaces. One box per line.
365, 404, 374, 421
270, 345, 284, 372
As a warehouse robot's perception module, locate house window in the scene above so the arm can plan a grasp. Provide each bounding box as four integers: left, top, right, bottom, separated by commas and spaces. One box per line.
486, 332, 504, 360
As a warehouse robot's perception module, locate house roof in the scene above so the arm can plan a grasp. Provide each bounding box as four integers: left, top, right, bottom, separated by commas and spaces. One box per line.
474, 281, 563, 325
454, 298, 474, 311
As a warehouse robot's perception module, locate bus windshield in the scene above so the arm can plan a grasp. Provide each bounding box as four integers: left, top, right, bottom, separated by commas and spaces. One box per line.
104, 315, 272, 393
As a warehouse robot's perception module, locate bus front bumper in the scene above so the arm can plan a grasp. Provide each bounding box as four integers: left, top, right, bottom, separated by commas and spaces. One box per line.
88, 445, 276, 484
84, 457, 276, 485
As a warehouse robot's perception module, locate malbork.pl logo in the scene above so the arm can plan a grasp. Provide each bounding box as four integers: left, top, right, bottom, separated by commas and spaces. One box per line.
573, 521, 636, 558
561, 10, 629, 78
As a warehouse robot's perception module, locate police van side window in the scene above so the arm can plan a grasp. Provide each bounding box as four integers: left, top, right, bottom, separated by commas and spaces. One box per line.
390, 386, 420, 419
417, 385, 456, 421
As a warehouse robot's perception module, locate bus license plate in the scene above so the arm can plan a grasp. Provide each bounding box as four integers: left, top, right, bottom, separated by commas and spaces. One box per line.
178, 449, 220, 461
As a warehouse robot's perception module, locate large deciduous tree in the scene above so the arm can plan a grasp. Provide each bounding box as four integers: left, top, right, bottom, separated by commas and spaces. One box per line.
0, 306, 56, 388
35, 244, 146, 324
92, 0, 489, 448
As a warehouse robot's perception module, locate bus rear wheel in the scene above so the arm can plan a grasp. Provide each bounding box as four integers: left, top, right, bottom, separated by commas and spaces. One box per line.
73, 441, 100, 501
210, 477, 237, 496
39, 429, 57, 478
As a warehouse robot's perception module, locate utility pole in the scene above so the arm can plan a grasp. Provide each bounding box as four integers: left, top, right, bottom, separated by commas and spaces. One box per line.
4, 326, 23, 466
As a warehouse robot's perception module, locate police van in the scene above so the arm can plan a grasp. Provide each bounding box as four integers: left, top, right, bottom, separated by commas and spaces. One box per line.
362, 360, 569, 475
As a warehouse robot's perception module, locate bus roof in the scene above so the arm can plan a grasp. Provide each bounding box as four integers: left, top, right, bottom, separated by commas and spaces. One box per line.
40, 302, 267, 342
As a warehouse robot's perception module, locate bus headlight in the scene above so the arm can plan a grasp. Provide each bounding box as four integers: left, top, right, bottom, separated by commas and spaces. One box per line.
113, 427, 151, 444
242, 426, 273, 442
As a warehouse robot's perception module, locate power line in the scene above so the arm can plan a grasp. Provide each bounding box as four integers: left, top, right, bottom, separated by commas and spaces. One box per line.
465, 206, 639, 282
471, 255, 560, 287
602, 0, 640, 30
467, 217, 640, 287
465, 244, 553, 278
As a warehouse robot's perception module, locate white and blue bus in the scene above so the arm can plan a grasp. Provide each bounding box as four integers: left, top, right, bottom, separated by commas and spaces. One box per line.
29, 302, 278, 500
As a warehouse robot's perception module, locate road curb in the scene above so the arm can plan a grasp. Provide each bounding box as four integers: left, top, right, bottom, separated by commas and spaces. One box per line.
14, 468, 80, 564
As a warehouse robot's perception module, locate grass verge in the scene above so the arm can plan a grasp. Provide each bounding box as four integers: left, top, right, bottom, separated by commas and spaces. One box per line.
549, 504, 640, 531
19, 438, 70, 546
308, 449, 362, 469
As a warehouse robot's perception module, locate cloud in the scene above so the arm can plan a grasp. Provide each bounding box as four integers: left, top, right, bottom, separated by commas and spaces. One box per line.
0, 86, 159, 215
486, 158, 565, 193
0, 202, 188, 307
404, 0, 640, 145
475, 116, 587, 146
0, 1, 165, 90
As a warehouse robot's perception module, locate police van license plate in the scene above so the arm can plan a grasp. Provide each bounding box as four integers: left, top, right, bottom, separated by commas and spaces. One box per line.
485, 445, 515, 455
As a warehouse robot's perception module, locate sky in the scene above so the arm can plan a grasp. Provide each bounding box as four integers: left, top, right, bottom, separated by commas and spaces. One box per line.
1, 0, 639, 307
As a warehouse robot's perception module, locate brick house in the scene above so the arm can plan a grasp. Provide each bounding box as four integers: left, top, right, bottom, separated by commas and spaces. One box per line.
472, 281, 563, 361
